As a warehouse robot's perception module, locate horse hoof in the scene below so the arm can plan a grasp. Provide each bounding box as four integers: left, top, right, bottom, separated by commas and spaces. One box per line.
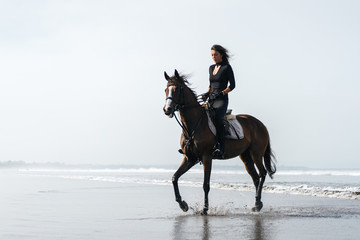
251, 202, 263, 212
179, 200, 189, 212
201, 208, 208, 216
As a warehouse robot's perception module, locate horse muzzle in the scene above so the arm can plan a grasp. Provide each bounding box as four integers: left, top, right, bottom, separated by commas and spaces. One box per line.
163, 106, 175, 118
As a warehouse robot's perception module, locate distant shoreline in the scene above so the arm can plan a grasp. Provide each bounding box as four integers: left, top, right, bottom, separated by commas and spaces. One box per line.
1, 160, 359, 171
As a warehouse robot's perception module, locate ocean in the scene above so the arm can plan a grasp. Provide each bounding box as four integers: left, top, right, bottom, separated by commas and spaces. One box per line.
1, 165, 359, 239
19, 165, 360, 200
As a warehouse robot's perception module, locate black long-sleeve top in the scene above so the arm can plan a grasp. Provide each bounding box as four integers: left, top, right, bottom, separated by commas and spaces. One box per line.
209, 61, 235, 99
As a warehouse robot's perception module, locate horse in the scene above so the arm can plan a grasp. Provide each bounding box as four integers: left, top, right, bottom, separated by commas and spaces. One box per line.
163, 69, 276, 215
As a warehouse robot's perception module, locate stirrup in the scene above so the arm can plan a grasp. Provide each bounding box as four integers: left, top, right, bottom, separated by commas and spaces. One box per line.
212, 148, 224, 159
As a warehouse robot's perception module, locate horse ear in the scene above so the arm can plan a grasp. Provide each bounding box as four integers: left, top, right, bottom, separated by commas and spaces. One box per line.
174, 69, 180, 79
164, 71, 171, 81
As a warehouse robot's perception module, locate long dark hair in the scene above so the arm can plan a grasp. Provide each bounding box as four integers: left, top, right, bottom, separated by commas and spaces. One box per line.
211, 44, 230, 64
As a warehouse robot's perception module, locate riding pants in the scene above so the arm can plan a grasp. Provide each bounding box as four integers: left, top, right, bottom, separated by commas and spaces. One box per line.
210, 97, 228, 148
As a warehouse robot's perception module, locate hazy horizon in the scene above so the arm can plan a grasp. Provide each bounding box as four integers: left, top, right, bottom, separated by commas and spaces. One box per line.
1, 160, 360, 171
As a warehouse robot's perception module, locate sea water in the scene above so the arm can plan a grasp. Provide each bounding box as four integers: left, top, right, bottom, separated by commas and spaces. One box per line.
19, 165, 360, 201
1, 165, 360, 239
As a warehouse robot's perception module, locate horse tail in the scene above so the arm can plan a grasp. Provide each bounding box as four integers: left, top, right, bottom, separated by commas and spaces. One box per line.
264, 139, 277, 179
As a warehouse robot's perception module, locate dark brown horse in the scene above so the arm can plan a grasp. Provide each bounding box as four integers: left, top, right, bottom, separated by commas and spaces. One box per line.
163, 70, 276, 215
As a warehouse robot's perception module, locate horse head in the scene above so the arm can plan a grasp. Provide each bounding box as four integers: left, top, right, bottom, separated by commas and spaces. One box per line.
163, 69, 185, 118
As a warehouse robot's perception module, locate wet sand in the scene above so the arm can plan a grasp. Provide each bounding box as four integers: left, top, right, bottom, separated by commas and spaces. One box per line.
1, 171, 359, 239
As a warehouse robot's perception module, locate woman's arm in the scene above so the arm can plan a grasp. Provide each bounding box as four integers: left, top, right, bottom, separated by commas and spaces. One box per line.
222, 65, 235, 95
222, 87, 231, 95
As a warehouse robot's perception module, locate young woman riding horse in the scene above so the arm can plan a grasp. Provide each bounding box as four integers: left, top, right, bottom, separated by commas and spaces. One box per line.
163, 49, 276, 215
205, 45, 235, 159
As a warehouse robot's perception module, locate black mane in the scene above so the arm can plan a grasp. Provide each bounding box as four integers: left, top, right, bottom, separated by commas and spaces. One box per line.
169, 73, 198, 100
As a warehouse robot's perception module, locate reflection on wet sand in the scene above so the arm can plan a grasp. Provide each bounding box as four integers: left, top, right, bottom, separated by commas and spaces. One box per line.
202, 216, 209, 240
172, 213, 271, 240
253, 215, 266, 240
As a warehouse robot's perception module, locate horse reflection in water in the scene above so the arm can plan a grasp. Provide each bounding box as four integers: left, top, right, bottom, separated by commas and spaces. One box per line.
172, 215, 268, 240
163, 70, 276, 214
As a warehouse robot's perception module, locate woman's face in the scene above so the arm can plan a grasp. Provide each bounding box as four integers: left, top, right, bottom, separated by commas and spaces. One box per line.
211, 50, 223, 64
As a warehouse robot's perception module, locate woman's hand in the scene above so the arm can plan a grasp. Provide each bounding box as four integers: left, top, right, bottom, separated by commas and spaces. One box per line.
222, 87, 231, 95
201, 92, 210, 101
202, 88, 211, 101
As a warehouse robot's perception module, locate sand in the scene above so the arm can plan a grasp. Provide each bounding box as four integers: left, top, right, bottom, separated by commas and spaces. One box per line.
1, 170, 359, 240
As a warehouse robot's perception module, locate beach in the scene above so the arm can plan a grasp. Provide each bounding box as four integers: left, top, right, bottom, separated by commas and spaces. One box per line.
1, 169, 359, 240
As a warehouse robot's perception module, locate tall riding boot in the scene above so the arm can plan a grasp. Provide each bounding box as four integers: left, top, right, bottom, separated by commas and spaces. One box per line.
218, 132, 225, 156
213, 120, 225, 159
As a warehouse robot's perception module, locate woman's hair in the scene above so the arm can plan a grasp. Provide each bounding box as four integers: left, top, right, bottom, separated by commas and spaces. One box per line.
211, 44, 230, 63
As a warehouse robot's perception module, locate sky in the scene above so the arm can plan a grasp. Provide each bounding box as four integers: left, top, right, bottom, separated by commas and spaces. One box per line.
0, 0, 359, 169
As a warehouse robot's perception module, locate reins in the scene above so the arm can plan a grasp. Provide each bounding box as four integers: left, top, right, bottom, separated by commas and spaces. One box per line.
174, 106, 204, 161
173, 106, 204, 140
168, 86, 205, 155
165, 80, 209, 159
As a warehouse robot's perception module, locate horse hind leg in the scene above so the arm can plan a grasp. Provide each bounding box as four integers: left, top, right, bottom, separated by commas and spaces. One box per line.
251, 151, 268, 212
240, 150, 262, 211
201, 156, 212, 215
240, 150, 260, 187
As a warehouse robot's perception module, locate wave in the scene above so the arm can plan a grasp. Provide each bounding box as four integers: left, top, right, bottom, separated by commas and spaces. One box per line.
38, 174, 360, 200
264, 184, 360, 200
19, 168, 360, 176
276, 170, 360, 177
213, 183, 360, 200
19, 168, 176, 173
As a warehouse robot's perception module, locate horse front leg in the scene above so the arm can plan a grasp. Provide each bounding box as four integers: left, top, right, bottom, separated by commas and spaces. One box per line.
172, 156, 196, 212
202, 157, 212, 215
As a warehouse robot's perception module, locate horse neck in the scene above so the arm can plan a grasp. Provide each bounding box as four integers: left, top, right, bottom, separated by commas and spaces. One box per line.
179, 89, 203, 135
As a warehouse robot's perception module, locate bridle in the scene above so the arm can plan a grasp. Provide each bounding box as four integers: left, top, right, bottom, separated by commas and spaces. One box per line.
165, 84, 203, 112
165, 85, 185, 112
165, 84, 205, 157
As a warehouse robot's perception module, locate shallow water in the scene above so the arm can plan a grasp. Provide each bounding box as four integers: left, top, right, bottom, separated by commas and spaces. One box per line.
1, 168, 359, 239
20, 166, 360, 200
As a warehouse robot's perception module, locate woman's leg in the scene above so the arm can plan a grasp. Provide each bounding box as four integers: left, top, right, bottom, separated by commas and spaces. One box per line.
212, 98, 228, 158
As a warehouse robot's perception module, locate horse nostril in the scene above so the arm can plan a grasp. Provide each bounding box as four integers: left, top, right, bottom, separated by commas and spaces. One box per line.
163, 106, 173, 115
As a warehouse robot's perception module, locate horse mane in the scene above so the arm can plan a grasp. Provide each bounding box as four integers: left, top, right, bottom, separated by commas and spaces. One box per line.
168, 73, 198, 100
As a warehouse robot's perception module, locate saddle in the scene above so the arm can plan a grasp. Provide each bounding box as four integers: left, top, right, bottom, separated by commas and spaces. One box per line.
178, 105, 244, 156
203, 104, 244, 140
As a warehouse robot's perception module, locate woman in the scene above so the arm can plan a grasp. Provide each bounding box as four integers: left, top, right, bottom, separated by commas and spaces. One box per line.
204, 44, 236, 158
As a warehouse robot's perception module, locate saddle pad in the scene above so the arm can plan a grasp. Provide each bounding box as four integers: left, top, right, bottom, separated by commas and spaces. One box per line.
206, 112, 244, 139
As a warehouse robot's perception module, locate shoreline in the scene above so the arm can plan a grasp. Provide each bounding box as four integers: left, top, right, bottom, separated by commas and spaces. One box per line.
1, 171, 359, 239
15, 167, 360, 201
